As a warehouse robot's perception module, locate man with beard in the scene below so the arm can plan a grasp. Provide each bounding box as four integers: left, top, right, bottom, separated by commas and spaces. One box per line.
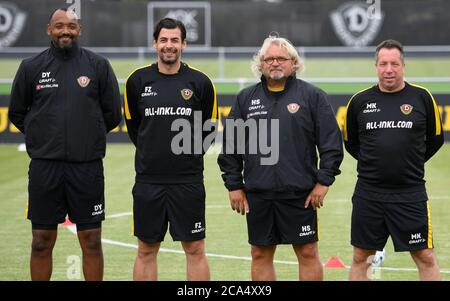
218, 35, 343, 280
8, 8, 121, 280
124, 18, 217, 280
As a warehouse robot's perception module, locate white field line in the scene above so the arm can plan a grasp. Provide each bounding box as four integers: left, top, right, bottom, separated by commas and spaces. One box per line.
63, 221, 450, 274
321, 196, 449, 203
105, 195, 450, 218
106, 205, 230, 219
106, 212, 132, 218
429, 195, 450, 200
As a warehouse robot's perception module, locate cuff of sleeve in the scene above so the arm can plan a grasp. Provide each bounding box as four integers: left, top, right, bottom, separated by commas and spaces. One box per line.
225, 183, 245, 191
317, 174, 334, 187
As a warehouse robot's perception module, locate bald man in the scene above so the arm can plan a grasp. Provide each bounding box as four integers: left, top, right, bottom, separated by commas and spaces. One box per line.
8, 8, 121, 281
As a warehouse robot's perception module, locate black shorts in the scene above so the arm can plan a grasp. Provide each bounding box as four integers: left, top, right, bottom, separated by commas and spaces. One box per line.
132, 182, 206, 243
351, 195, 434, 252
27, 159, 105, 228
246, 193, 319, 245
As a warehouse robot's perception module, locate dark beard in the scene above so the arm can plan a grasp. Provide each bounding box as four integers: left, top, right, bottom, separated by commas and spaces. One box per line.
160, 57, 177, 65
57, 44, 73, 50
159, 49, 180, 65
52, 37, 76, 49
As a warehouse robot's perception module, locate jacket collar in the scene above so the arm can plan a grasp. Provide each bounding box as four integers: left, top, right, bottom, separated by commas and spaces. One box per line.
50, 41, 80, 60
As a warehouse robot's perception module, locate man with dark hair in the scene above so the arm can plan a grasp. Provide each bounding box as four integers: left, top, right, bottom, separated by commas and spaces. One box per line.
374, 39, 404, 63
124, 17, 217, 281
153, 17, 186, 41
345, 39, 444, 280
8, 8, 121, 281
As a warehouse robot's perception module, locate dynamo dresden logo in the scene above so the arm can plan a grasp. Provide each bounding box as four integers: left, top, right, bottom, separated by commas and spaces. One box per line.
181, 89, 194, 101
0, 2, 27, 48
330, 1, 384, 47
400, 104, 413, 115
287, 103, 300, 114
77, 76, 91, 88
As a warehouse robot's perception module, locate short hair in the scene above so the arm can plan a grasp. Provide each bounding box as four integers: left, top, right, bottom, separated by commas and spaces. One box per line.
375, 39, 404, 63
153, 18, 186, 41
48, 8, 80, 22
251, 35, 304, 78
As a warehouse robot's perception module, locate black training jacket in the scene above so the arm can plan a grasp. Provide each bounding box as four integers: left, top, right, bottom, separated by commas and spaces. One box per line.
124, 63, 217, 184
8, 42, 122, 162
344, 82, 444, 194
218, 75, 343, 195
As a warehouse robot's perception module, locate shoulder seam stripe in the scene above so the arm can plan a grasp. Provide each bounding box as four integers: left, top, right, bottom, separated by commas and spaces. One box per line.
409, 83, 442, 135
124, 64, 152, 120
344, 85, 374, 141
187, 64, 218, 121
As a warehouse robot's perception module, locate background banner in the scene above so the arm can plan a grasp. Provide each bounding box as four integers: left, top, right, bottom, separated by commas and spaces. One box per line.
1, 94, 449, 143
1, 0, 449, 47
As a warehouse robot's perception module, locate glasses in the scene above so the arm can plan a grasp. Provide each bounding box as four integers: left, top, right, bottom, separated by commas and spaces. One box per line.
263, 57, 291, 65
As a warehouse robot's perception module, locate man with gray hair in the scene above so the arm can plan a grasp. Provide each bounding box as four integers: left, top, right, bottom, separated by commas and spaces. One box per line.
218, 35, 343, 280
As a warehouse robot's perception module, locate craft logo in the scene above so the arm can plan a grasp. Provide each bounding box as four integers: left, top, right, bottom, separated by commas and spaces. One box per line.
330, 0, 384, 47
0, 2, 27, 48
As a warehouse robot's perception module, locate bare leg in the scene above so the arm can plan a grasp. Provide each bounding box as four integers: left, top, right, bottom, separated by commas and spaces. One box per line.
30, 229, 57, 281
77, 228, 103, 281
293, 242, 323, 281
181, 240, 210, 280
410, 249, 440, 281
349, 247, 376, 281
251, 245, 277, 281
133, 239, 160, 281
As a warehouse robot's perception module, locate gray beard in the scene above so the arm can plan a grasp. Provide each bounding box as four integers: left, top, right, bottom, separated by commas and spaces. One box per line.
270, 72, 285, 80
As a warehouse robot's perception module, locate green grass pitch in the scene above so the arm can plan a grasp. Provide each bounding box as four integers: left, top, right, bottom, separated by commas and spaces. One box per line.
0, 144, 449, 281
1, 56, 449, 280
